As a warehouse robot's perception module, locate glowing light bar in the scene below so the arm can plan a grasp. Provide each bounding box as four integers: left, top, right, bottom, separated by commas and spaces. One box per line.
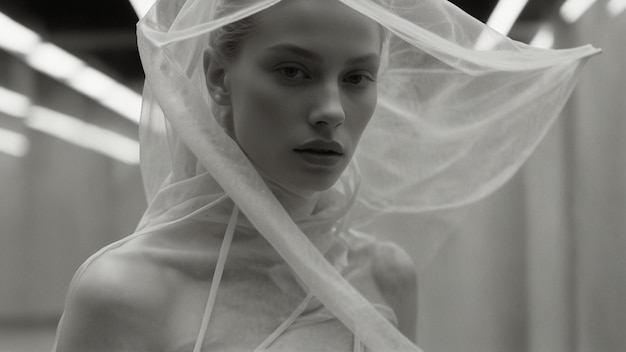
129, 0, 155, 18
0, 11, 141, 124
27, 106, 140, 165
530, 25, 555, 49
475, 0, 529, 50
0, 86, 139, 164
26, 43, 85, 81
486, 0, 530, 36
65, 66, 141, 123
0, 12, 41, 55
0, 127, 29, 157
0, 86, 31, 118
97, 84, 143, 121
67, 66, 117, 100
607, 0, 626, 17
560, 0, 598, 23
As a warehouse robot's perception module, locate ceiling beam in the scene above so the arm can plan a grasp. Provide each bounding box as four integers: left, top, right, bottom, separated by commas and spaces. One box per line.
47, 31, 137, 51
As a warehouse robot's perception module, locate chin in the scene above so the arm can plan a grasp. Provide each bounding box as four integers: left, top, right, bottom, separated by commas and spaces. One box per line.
284, 175, 342, 194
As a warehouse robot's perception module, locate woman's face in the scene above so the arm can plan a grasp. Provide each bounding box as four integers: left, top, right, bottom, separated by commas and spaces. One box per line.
223, 0, 383, 193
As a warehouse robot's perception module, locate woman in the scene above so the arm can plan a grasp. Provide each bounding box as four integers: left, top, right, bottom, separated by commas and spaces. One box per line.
53, 0, 598, 351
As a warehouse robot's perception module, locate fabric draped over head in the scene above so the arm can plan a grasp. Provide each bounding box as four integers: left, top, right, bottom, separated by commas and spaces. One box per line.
135, 0, 599, 351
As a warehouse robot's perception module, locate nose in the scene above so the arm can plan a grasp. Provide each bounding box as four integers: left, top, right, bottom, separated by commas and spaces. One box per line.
308, 82, 345, 128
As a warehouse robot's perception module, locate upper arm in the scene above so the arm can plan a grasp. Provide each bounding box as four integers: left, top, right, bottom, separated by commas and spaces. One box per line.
53, 252, 167, 352
372, 242, 418, 342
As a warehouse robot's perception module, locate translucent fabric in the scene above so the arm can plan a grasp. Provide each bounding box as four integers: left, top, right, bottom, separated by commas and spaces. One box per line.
56, 0, 598, 351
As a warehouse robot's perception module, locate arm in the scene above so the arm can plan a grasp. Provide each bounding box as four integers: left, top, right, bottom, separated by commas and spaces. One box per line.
372, 242, 418, 342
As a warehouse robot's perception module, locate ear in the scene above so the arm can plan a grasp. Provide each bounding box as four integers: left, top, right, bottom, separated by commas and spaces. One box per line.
204, 49, 231, 106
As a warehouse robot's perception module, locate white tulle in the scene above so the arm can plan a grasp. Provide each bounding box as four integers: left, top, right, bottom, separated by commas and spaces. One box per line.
75, 0, 598, 351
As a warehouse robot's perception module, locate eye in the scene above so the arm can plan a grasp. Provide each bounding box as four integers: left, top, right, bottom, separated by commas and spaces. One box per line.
343, 72, 375, 87
277, 66, 310, 80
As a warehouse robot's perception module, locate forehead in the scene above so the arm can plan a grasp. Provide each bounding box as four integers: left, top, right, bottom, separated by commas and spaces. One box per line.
243, 0, 383, 55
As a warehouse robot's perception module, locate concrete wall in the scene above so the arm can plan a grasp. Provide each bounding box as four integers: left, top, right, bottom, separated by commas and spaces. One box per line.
0, 51, 145, 321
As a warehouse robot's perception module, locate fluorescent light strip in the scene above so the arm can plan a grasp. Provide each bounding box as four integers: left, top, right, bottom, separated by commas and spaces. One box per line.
128, 0, 156, 18
65, 66, 142, 122
475, 0, 529, 50
0, 86, 31, 118
0, 12, 41, 55
486, 0, 530, 36
67, 66, 117, 100
97, 83, 143, 120
0, 86, 139, 164
26, 106, 140, 165
26, 42, 86, 81
607, 0, 626, 16
0, 127, 29, 157
560, 0, 598, 23
0, 11, 141, 124
530, 25, 555, 49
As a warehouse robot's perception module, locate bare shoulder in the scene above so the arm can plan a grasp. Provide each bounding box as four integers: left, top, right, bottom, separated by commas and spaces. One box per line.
372, 240, 418, 341
54, 243, 170, 351
348, 230, 418, 341
370, 240, 417, 300
70, 246, 169, 313
368, 240, 417, 311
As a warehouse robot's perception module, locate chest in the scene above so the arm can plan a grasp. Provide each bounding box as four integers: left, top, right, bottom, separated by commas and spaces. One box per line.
154, 235, 392, 352
164, 271, 365, 352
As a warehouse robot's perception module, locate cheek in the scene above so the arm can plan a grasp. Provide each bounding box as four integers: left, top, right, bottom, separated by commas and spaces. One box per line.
231, 70, 268, 126
229, 68, 297, 148
347, 88, 378, 141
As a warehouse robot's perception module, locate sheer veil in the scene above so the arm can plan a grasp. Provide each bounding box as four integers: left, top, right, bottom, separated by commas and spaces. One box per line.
63, 0, 600, 351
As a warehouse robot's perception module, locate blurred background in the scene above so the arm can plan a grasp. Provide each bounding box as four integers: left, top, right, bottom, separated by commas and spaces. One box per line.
0, 0, 624, 351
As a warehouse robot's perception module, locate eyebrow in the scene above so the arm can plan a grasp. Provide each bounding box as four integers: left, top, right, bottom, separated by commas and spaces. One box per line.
267, 44, 323, 61
266, 43, 380, 66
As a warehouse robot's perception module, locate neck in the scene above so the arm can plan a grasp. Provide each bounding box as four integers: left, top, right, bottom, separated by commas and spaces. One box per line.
264, 179, 321, 221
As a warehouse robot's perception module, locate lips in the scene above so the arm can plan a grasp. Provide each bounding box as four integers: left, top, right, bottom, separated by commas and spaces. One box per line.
296, 149, 342, 156
294, 140, 344, 155
294, 140, 344, 167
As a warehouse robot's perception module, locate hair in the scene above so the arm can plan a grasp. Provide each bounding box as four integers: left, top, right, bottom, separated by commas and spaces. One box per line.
208, 4, 390, 67
209, 17, 257, 65
204, 5, 260, 134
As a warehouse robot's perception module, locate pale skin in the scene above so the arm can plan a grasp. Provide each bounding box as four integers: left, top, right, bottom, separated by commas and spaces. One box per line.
54, 0, 417, 350
54, 232, 417, 350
